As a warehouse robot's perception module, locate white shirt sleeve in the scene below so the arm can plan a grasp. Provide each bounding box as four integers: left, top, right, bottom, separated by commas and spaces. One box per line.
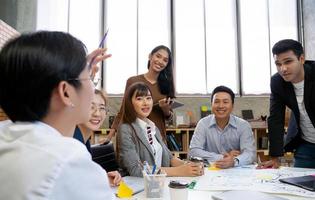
49, 152, 115, 200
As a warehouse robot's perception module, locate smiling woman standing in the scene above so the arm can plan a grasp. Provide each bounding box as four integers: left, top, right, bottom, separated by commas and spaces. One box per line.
107, 45, 175, 142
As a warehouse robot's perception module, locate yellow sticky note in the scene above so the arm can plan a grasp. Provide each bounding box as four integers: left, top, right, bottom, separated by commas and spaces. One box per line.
256, 174, 273, 180
201, 106, 208, 112
117, 181, 133, 198
101, 129, 107, 134
175, 129, 181, 134
208, 165, 221, 171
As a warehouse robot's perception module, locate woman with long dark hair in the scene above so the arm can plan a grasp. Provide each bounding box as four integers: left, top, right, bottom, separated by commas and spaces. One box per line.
117, 82, 203, 177
108, 45, 175, 142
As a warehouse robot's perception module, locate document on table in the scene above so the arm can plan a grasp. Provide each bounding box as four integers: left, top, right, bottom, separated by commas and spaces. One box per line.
194, 167, 315, 198
212, 190, 289, 200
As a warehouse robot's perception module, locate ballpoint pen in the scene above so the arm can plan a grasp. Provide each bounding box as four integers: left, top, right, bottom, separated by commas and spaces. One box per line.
151, 164, 156, 174
98, 28, 109, 48
89, 28, 109, 78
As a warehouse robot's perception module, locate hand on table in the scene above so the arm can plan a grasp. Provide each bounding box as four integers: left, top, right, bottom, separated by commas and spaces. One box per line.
107, 170, 122, 187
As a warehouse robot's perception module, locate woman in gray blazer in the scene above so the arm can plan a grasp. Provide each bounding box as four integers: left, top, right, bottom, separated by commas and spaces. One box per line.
117, 82, 203, 177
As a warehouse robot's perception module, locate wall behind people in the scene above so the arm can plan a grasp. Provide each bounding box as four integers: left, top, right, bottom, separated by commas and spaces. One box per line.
2, 0, 315, 59
0, 0, 36, 33
1, 0, 314, 125
303, 0, 315, 60
105, 96, 269, 128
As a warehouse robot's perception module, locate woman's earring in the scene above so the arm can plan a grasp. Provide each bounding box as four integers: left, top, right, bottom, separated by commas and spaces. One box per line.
70, 102, 75, 108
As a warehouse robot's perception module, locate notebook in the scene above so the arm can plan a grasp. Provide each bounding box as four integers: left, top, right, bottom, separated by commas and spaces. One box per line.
212, 190, 289, 200
279, 175, 315, 191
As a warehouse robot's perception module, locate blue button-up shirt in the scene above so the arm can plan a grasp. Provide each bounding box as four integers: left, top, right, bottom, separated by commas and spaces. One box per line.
188, 114, 256, 166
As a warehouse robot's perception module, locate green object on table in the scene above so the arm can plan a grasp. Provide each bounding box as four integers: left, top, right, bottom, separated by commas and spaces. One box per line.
188, 180, 197, 189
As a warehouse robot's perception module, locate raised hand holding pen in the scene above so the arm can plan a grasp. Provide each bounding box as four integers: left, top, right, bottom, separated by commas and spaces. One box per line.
87, 29, 111, 78
87, 48, 111, 79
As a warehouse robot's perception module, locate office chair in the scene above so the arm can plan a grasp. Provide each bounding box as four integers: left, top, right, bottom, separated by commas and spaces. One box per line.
90, 142, 119, 172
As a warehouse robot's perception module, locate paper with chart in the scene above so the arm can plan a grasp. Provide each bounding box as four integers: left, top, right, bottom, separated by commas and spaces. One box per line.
195, 166, 315, 198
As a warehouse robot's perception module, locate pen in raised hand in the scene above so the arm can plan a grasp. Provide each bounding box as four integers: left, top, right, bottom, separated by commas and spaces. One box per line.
87, 48, 111, 78
87, 29, 110, 78
98, 28, 109, 48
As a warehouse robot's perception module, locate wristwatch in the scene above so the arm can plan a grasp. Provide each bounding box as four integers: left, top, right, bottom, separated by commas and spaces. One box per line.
234, 158, 240, 167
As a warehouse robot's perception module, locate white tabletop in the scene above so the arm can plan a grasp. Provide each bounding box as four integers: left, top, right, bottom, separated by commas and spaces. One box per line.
119, 166, 315, 200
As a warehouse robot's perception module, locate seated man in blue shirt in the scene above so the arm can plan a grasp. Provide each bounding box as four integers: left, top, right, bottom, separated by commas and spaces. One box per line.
189, 86, 256, 168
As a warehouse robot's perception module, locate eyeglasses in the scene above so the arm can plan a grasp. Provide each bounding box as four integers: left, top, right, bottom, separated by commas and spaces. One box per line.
68, 77, 102, 87
91, 104, 110, 114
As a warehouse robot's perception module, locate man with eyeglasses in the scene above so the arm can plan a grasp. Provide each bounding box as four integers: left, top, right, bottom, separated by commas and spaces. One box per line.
68, 76, 102, 87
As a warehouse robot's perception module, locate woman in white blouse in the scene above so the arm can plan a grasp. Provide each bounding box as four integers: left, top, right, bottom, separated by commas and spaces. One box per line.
0, 31, 114, 200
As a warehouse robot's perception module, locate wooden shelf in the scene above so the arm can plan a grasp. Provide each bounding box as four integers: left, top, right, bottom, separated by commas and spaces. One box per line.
91, 129, 113, 145
257, 149, 269, 155
167, 124, 271, 160
166, 128, 195, 159
94, 125, 271, 160
250, 122, 268, 152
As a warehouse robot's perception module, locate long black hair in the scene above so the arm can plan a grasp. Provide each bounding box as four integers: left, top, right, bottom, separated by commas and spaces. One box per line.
147, 45, 175, 98
0, 31, 87, 122
122, 82, 152, 124
117, 82, 152, 159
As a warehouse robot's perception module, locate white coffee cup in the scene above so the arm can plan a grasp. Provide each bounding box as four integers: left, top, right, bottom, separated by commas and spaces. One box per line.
168, 180, 189, 200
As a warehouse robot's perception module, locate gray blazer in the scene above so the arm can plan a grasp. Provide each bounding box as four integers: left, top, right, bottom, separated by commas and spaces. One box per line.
117, 121, 173, 177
